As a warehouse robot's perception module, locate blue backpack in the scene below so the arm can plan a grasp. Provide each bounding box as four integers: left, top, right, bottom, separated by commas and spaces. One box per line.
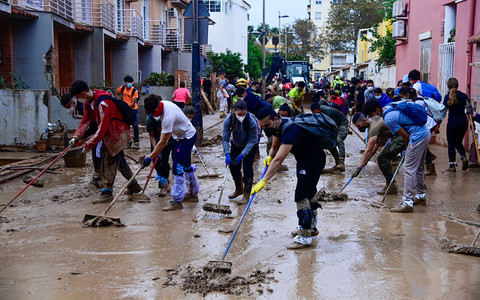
384, 101, 427, 126
282, 113, 338, 149
419, 81, 442, 102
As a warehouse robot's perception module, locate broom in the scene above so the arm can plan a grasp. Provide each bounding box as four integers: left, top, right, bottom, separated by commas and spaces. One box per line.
202, 165, 231, 215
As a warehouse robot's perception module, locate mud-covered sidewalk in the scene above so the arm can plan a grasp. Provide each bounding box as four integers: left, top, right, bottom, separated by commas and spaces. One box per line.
1, 112, 480, 299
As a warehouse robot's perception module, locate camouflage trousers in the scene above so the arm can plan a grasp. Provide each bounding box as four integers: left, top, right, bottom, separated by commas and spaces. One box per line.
377, 134, 405, 184
329, 124, 348, 163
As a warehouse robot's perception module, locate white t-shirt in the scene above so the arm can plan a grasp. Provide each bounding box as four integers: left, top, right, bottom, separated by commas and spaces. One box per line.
412, 82, 423, 96
160, 101, 197, 140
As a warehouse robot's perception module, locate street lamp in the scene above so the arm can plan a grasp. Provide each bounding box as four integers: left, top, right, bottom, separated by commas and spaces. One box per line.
278, 12, 289, 52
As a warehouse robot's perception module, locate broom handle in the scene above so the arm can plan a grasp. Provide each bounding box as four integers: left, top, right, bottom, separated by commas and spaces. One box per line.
382, 154, 405, 203
217, 164, 229, 205
0, 145, 72, 214
102, 166, 143, 215
193, 145, 209, 174
222, 166, 268, 261
142, 157, 159, 194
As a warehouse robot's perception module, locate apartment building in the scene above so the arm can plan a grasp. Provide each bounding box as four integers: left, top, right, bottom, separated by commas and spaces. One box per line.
0, 0, 191, 92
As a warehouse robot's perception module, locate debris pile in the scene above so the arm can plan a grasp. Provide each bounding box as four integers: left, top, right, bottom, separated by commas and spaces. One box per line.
440, 238, 480, 257
163, 265, 276, 296
315, 189, 348, 202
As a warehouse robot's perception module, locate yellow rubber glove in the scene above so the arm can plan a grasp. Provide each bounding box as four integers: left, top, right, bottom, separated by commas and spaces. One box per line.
263, 156, 272, 168
251, 179, 267, 195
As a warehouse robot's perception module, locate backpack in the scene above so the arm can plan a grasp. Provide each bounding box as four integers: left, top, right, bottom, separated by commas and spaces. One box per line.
97, 95, 137, 126
422, 97, 447, 122
419, 81, 442, 102
120, 85, 137, 101
282, 113, 338, 149
230, 112, 262, 143
384, 101, 427, 126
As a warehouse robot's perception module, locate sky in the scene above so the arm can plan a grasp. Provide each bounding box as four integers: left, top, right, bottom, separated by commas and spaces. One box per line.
247, 0, 309, 29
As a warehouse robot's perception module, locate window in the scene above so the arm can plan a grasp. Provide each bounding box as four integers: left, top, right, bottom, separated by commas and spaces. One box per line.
315, 0, 322, 4
315, 12, 322, 20
205, 0, 221, 12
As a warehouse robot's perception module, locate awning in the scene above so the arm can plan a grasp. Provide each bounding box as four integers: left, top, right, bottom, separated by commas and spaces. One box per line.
468, 31, 480, 44
11, 7, 38, 19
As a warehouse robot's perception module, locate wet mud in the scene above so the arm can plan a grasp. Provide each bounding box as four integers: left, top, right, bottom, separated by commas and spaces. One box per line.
22, 175, 44, 187
440, 238, 480, 257
315, 188, 348, 201
163, 265, 276, 296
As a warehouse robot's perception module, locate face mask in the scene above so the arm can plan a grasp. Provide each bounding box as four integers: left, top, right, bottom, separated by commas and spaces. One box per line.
66, 107, 75, 115
367, 86, 374, 92
236, 115, 245, 123
375, 95, 381, 100
263, 127, 276, 137
358, 126, 367, 133
127, 83, 133, 88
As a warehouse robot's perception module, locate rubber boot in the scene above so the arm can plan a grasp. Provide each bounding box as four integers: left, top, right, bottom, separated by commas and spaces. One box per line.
424, 163, 436, 176
446, 163, 456, 173
336, 157, 345, 172
228, 178, 244, 199
236, 178, 252, 205
461, 156, 469, 171
184, 165, 199, 202
93, 189, 113, 204
125, 179, 142, 194
158, 178, 170, 197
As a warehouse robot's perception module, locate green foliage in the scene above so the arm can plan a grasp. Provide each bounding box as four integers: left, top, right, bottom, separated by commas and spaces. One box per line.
0, 75, 6, 89
381, 0, 396, 19
89, 80, 111, 90
143, 72, 174, 86
322, 0, 384, 53
447, 28, 456, 43
205, 50, 245, 79
245, 40, 263, 79
361, 21, 396, 65
292, 19, 324, 61
10, 72, 28, 89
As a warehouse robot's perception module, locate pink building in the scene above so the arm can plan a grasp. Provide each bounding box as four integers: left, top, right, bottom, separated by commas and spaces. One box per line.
394, 0, 480, 104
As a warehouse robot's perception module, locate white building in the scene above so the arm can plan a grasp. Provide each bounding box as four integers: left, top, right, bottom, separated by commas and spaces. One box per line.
205, 0, 251, 64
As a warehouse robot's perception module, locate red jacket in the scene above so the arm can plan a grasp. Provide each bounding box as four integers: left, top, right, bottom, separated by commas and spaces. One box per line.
74, 90, 131, 156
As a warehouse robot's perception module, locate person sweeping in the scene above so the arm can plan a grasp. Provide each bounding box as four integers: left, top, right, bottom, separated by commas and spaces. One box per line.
143, 94, 199, 211
252, 106, 336, 249
222, 100, 260, 205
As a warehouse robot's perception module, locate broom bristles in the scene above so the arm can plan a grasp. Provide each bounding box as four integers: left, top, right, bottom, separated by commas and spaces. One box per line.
202, 203, 232, 215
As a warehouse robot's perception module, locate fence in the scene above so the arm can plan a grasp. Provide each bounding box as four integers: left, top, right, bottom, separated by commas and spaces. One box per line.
117, 8, 143, 39
14, 0, 73, 21
74, 0, 115, 33
144, 20, 165, 45
438, 42, 455, 97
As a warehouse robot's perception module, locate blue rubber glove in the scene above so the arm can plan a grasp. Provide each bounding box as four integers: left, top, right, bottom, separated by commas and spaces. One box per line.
234, 154, 243, 166
225, 153, 231, 166
143, 156, 152, 168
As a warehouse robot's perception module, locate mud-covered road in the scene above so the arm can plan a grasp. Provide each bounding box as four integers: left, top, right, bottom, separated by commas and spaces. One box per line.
1, 115, 480, 299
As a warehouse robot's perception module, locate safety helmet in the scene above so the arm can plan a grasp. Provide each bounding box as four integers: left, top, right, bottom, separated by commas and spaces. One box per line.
236, 78, 247, 88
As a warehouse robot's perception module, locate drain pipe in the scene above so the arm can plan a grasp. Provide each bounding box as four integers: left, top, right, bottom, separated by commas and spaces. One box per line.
466, 0, 476, 93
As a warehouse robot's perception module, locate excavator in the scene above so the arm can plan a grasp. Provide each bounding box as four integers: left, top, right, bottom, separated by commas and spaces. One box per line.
264, 54, 312, 90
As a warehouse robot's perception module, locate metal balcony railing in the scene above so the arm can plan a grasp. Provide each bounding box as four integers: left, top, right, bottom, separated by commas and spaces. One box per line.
165, 28, 182, 50
14, 0, 73, 21
183, 44, 213, 56
74, 0, 115, 33
144, 20, 165, 45
117, 8, 143, 39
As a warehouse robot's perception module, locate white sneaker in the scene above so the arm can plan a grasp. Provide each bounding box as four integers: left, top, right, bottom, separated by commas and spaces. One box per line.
293, 235, 313, 245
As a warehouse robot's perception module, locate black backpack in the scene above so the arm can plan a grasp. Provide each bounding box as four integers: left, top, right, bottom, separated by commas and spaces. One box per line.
96, 94, 137, 126
282, 113, 338, 149
120, 85, 137, 101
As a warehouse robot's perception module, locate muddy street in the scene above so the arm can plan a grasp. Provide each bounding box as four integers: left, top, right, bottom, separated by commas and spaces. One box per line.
1, 115, 480, 299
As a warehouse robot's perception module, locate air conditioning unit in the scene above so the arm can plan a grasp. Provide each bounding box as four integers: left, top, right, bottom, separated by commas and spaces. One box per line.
392, 0, 406, 18
392, 20, 406, 39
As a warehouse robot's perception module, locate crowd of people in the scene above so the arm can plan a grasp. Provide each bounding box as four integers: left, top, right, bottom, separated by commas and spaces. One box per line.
62, 68, 479, 249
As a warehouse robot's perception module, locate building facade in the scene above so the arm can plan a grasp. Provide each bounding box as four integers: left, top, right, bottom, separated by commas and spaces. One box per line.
204, 0, 250, 64
0, 0, 192, 92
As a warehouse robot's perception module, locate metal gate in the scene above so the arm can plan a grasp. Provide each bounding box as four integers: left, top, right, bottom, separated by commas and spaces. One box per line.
438, 42, 455, 97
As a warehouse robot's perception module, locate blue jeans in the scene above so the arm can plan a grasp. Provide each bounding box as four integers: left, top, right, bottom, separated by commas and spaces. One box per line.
172, 132, 197, 175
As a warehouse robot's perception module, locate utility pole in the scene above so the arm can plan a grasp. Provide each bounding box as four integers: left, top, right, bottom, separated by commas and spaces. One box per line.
262, 0, 266, 98
191, 0, 202, 143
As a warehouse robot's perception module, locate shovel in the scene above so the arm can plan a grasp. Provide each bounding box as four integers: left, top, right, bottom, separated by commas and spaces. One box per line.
204, 166, 268, 274
83, 166, 143, 227
202, 165, 232, 215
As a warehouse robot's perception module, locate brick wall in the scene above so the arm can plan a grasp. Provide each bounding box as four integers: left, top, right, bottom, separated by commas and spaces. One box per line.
58, 32, 73, 89
0, 17, 14, 86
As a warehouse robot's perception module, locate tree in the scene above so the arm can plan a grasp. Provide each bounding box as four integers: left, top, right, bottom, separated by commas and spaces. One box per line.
292, 19, 325, 61
205, 50, 245, 78
361, 21, 396, 65
322, 0, 384, 53
245, 40, 263, 79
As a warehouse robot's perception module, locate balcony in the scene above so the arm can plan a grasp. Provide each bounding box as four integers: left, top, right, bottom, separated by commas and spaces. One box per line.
170, 0, 187, 9
14, 0, 73, 21
74, 0, 115, 33
183, 44, 212, 56
117, 8, 143, 39
144, 20, 165, 45
165, 28, 182, 50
